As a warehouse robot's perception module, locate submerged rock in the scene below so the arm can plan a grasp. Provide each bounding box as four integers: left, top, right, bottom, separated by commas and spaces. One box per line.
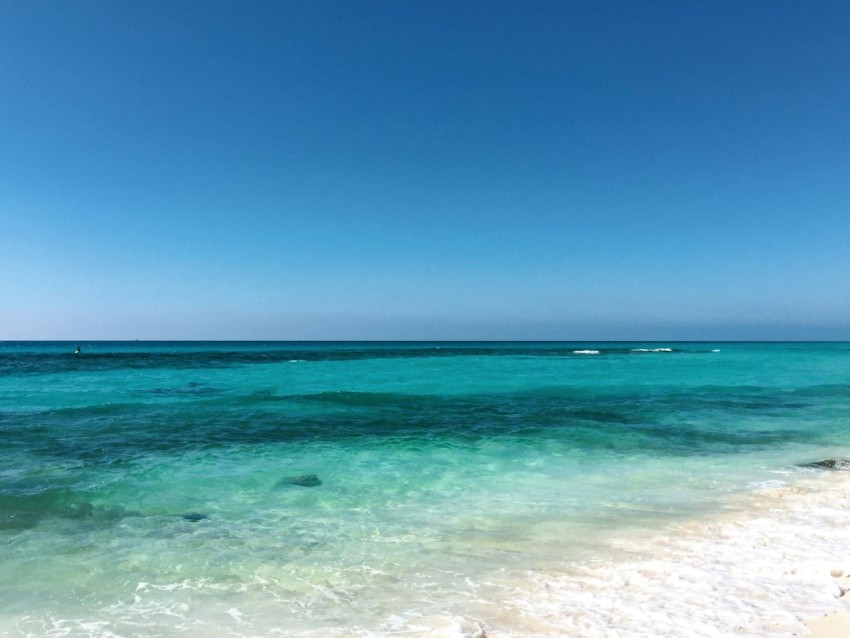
803, 459, 850, 471
181, 512, 209, 522
278, 474, 322, 488
67, 502, 95, 519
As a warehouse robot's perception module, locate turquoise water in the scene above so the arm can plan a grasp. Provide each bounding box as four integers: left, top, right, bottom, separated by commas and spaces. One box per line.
2, 342, 850, 636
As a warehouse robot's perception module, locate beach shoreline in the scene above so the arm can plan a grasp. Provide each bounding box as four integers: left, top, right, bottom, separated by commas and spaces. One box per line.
806, 568, 850, 637
477, 469, 850, 637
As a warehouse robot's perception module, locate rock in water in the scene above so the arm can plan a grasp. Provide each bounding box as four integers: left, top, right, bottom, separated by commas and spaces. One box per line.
803, 459, 850, 470
181, 512, 209, 522
279, 474, 322, 487
67, 502, 95, 519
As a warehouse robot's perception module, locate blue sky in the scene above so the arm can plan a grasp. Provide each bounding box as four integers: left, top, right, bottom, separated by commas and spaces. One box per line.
2, 1, 849, 340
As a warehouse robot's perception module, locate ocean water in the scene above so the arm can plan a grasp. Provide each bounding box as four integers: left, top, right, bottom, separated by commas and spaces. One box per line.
1, 341, 850, 637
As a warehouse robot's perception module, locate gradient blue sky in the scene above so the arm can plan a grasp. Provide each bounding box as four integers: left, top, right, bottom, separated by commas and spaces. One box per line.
2, 1, 849, 340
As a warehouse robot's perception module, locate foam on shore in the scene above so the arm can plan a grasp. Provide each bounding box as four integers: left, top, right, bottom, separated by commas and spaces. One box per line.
477, 469, 850, 637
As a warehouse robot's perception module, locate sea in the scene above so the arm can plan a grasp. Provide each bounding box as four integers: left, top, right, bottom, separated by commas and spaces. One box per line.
2, 341, 850, 637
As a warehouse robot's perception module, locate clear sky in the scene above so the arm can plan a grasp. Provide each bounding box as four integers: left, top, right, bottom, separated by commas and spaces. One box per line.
2, 1, 849, 340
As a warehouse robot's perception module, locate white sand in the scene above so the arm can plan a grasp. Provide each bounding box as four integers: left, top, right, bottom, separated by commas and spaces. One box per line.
478, 471, 850, 637
806, 610, 850, 637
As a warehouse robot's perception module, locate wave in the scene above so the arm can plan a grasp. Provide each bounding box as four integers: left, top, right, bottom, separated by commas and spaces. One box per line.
573, 350, 600, 355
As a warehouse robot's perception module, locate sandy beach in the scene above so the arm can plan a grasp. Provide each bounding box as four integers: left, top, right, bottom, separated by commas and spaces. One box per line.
490, 469, 850, 638
807, 610, 850, 638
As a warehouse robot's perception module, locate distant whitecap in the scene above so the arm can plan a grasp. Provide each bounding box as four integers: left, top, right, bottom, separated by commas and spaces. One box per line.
573, 350, 600, 355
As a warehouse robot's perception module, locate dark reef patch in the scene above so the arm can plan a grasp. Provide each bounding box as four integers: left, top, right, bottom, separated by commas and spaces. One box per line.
278, 474, 322, 488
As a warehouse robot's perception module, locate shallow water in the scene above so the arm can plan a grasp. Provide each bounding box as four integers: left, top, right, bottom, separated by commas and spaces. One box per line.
1, 342, 849, 636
